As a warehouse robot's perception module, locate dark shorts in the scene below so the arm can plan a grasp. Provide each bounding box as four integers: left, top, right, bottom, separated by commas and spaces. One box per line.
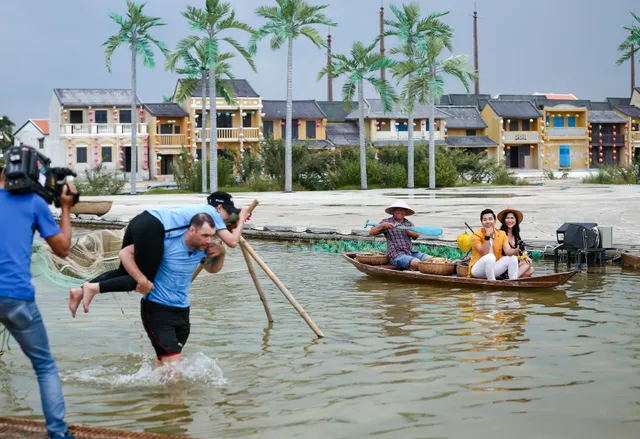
140, 298, 190, 359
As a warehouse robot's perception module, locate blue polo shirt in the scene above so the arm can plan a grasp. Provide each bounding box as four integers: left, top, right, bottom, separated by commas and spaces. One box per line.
0, 189, 61, 301
146, 205, 226, 238
144, 234, 207, 308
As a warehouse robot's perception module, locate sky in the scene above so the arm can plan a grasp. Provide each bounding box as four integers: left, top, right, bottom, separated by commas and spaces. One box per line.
0, 0, 638, 126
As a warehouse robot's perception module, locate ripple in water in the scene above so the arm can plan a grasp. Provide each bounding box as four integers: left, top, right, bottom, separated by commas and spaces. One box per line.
62, 352, 228, 387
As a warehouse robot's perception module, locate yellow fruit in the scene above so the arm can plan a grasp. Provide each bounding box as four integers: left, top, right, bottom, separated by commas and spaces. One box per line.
457, 233, 472, 253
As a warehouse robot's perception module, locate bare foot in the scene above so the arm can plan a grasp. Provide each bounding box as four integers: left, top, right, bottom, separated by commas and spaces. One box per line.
69, 287, 83, 318
81, 283, 101, 314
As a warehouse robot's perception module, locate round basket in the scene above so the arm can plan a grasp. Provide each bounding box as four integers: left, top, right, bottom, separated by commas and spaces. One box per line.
418, 261, 455, 275
456, 264, 469, 277
355, 252, 389, 265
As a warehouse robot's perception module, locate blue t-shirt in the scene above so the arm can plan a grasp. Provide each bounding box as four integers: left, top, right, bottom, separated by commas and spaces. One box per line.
0, 189, 61, 301
145, 234, 207, 308
146, 205, 227, 238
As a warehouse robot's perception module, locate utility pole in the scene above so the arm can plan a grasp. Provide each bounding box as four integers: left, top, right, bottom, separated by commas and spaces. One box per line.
327, 32, 333, 102
473, 4, 480, 94
380, 2, 386, 81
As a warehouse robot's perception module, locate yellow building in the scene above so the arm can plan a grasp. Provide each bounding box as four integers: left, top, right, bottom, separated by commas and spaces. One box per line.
261, 100, 330, 147
541, 105, 589, 169
144, 103, 190, 180
481, 100, 542, 168
174, 79, 264, 160
49, 88, 147, 177
613, 105, 640, 163
436, 105, 498, 157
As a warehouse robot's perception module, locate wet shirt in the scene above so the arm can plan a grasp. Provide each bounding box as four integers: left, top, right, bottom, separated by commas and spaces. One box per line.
146, 205, 227, 238
375, 217, 415, 261
0, 189, 61, 301
144, 234, 207, 308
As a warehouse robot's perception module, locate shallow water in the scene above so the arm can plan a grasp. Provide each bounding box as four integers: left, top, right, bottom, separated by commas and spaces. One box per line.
2, 242, 640, 438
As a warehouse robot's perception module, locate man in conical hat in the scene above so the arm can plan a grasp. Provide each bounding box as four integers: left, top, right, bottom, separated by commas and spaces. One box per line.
369, 200, 431, 270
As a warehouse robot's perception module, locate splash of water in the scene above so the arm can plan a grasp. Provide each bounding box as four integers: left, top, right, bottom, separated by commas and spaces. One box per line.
63, 352, 228, 387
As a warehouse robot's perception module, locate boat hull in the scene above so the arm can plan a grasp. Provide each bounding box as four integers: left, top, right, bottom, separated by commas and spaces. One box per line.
621, 252, 640, 270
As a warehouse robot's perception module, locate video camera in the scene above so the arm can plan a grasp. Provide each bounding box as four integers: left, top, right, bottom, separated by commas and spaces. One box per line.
4, 146, 80, 208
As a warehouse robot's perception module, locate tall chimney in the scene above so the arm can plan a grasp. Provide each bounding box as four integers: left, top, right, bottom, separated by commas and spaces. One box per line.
380, 4, 386, 81
473, 6, 480, 94
327, 32, 333, 102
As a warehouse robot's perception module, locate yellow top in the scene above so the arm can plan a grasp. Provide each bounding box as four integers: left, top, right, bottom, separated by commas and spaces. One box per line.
468, 228, 508, 277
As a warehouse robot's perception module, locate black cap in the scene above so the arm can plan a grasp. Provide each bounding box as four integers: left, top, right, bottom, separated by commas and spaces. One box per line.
207, 191, 240, 214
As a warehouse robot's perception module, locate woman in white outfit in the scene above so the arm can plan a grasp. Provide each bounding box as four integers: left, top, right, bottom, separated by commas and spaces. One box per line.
469, 209, 520, 280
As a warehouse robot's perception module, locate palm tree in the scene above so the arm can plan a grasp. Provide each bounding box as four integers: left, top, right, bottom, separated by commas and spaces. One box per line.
616, 12, 640, 80
167, 44, 237, 192
0, 116, 15, 149
249, 0, 336, 193
179, 0, 256, 192
318, 41, 396, 190
104, 0, 167, 195
382, 3, 452, 189
392, 36, 476, 188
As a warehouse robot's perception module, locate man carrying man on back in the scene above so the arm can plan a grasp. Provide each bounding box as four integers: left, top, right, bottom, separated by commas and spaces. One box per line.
0, 159, 77, 438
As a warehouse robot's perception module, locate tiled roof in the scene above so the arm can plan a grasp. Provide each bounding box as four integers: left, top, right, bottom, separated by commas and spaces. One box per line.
326, 122, 360, 146
587, 110, 627, 124
606, 97, 631, 107
182, 79, 259, 98
543, 100, 590, 108
614, 105, 640, 118
373, 139, 447, 146
144, 103, 189, 117
346, 99, 450, 120
534, 93, 578, 100
31, 119, 50, 135
262, 100, 326, 119
439, 94, 491, 110
589, 101, 612, 111
316, 101, 357, 122
445, 135, 498, 147
487, 100, 542, 119
436, 105, 487, 129
304, 140, 332, 149
54, 88, 142, 107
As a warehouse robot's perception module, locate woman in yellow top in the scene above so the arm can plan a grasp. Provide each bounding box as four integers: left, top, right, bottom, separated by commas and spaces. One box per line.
469, 209, 520, 280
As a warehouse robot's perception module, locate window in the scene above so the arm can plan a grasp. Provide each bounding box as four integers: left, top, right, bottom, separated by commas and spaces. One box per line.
545, 115, 550, 126
101, 146, 112, 162
70, 110, 83, 124
196, 148, 202, 161
77, 146, 87, 163
632, 123, 639, 132
95, 110, 108, 124
160, 155, 174, 175
119, 110, 132, 123
243, 113, 252, 127
553, 116, 564, 127
217, 113, 233, 128
306, 121, 317, 139
521, 120, 531, 131
567, 116, 576, 127
174, 126, 181, 134
465, 129, 476, 136
159, 124, 172, 134
263, 121, 274, 138
38, 138, 44, 149
509, 121, 518, 131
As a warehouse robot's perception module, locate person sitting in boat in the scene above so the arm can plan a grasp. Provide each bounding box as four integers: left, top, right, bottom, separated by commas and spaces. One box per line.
369, 200, 431, 270
498, 207, 534, 279
469, 209, 520, 280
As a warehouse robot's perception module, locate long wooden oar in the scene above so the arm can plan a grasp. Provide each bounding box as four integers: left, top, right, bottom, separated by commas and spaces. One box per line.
240, 238, 325, 338
364, 220, 443, 236
240, 243, 273, 324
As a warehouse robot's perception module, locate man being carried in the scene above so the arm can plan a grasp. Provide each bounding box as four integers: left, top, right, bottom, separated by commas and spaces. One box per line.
69, 191, 247, 317
369, 200, 431, 270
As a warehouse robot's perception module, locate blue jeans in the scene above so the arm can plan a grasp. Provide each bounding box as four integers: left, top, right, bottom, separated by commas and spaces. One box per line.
0, 298, 68, 436
391, 251, 429, 269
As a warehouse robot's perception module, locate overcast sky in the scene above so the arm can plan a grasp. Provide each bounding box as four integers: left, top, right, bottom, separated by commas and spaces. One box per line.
0, 0, 638, 126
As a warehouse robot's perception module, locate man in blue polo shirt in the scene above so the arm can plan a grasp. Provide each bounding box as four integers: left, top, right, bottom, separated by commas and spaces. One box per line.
0, 161, 77, 439
139, 213, 225, 370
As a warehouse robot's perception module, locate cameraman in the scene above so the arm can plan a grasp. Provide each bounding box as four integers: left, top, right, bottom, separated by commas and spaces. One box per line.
0, 163, 77, 439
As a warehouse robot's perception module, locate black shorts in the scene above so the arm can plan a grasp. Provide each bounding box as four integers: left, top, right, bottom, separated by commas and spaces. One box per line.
140, 298, 190, 359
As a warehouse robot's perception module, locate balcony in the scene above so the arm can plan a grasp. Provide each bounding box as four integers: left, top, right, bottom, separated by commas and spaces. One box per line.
598, 134, 626, 144
60, 123, 148, 136
375, 131, 442, 141
157, 134, 188, 146
632, 132, 640, 142
195, 127, 261, 142
502, 131, 539, 143
546, 127, 587, 138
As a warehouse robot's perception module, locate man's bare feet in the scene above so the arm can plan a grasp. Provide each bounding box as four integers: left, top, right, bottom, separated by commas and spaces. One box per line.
81, 282, 101, 314
69, 287, 83, 318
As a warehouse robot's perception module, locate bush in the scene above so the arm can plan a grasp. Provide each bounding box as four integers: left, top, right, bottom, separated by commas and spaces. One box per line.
489, 166, 528, 186
583, 165, 639, 184
172, 146, 235, 191
76, 163, 126, 196
379, 163, 407, 188
414, 153, 458, 188
445, 149, 495, 184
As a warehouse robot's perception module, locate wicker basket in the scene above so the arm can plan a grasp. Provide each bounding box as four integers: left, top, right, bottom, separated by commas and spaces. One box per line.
355, 252, 389, 265
418, 261, 455, 275
456, 264, 469, 277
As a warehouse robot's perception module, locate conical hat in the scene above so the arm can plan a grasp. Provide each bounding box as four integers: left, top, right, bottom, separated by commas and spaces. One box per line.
385, 200, 415, 216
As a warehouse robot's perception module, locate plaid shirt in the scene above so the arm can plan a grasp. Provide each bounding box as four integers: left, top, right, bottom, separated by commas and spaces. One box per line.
375, 217, 414, 260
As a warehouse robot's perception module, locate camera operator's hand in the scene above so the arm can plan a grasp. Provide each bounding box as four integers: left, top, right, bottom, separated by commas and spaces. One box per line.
60, 183, 78, 210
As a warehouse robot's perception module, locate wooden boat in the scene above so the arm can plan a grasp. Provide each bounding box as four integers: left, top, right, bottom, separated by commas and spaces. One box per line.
70, 200, 113, 217
343, 252, 577, 289
621, 252, 640, 270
